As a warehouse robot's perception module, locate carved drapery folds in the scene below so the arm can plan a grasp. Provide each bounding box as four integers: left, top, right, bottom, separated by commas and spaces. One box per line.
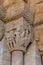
0, 20, 5, 41
5, 17, 33, 53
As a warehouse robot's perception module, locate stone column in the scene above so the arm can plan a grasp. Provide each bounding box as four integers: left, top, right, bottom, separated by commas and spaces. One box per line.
12, 51, 23, 65
5, 17, 33, 65
0, 20, 11, 65
24, 40, 42, 65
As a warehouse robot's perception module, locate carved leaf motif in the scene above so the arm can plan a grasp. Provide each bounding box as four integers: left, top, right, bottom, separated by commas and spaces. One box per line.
5, 18, 33, 52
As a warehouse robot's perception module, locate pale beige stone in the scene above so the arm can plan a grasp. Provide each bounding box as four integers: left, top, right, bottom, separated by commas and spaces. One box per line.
4, 2, 24, 21
34, 24, 43, 51
0, 36, 11, 65
0, 0, 4, 4
34, 3, 43, 24
35, 24, 43, 41
30, 0, 43, 13
0, 20, 5, 40
3, 0, 24, 8
5, 17, 33, 52
34, 13, 43, 24
0, 0, 43, 65
30, 0, 41, 5
12, 51, 23, 65
0, 5, 6, 20
25, 40, 41, 65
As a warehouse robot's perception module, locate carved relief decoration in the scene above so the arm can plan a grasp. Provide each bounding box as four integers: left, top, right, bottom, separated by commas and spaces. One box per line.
5, 18, 33, 52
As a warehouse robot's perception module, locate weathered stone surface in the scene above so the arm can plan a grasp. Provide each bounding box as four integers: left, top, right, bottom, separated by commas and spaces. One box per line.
5, 17, 33, 52
0, 20, 5, 41
34, 3, 43, 24
34, 24, 43, 52
3, 0, 24, 8
3, 0, 24, 21
30, 0, 41, 5
24, 40, 41, 65
0, 0, 43, 65
0, 5, 6, 20
0, 0, 4, 4
34, 13, 43, 24
0, 20, 11, 65
0, 37, 11, 65
35, 24, 43, 40
12, 51, 23, 65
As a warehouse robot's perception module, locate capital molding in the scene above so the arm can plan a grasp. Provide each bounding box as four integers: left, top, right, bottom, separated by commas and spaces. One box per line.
5, 17, 33, 52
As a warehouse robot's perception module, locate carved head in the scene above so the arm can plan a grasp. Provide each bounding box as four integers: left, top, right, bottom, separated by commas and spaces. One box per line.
0, 20, 5, 40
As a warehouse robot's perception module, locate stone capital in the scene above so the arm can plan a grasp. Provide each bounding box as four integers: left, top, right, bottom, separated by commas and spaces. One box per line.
5, 17, 33, 53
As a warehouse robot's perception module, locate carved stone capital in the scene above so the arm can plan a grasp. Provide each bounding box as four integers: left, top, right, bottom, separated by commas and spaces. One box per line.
5, 17, 33, 52
0, 20, 5, 41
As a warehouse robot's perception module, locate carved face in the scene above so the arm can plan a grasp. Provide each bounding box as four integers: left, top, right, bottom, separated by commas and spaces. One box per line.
0, 21, 5, 40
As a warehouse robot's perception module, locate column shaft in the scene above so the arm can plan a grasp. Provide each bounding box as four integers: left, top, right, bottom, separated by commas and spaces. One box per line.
12, 51, 23, 65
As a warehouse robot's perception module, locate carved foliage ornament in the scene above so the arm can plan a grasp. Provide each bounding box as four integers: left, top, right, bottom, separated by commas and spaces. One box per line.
5, 18, 33, 52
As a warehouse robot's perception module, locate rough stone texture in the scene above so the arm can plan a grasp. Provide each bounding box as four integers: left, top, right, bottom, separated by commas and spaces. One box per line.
35, 24, 43, 52
0, 20, 5, 40
5, 17, 33, 52
34, 3, 43, 24
24, 40, 41, 65
0, 5, 6, 20
3, 0, 24, 21
0, 0, 43, 65
30, 0, 43, 13
0, 20, 11, 65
